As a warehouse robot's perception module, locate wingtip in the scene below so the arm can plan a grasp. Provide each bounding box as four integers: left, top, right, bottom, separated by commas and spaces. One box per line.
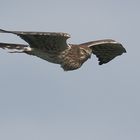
123, 46, 127, 53
118, 43, 127, 53
0, 29, 10, 33
123, 48, 127, 53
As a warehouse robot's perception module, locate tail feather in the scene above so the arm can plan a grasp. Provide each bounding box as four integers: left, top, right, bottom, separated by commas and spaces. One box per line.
0, 29, 31, 53
0, 42, 28, 51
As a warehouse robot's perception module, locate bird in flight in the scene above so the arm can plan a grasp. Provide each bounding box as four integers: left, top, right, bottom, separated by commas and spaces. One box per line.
0, 29, 126, 71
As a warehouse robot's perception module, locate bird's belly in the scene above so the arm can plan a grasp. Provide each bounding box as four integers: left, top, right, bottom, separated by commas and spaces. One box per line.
32, 49, 62, 64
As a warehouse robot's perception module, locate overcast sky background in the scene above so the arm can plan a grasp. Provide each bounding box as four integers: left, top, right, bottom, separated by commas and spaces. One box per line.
0, 0, 139, 140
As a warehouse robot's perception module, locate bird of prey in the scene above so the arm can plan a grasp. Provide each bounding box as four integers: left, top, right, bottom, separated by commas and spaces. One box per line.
0, 29, 126, 71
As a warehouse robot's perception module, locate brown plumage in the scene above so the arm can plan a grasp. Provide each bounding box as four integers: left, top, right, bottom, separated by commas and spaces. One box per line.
0, 29, 126, 71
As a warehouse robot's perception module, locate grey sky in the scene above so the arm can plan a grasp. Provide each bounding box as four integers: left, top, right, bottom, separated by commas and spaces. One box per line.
0, 0, 139, 140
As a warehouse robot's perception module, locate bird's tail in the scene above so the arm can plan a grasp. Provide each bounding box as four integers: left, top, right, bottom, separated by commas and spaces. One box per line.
0, 42, 29, 53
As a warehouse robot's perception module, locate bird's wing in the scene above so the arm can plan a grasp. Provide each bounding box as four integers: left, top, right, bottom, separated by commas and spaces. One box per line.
80, 39, 126, 65
0, 29, 71, 53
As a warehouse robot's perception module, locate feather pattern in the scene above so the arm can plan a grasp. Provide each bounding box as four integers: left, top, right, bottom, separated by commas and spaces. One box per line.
0, 29, 126, 71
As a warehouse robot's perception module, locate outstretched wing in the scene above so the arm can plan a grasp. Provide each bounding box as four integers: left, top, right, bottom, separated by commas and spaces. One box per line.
81, 39, 126, 65
0, 29, 70, 53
